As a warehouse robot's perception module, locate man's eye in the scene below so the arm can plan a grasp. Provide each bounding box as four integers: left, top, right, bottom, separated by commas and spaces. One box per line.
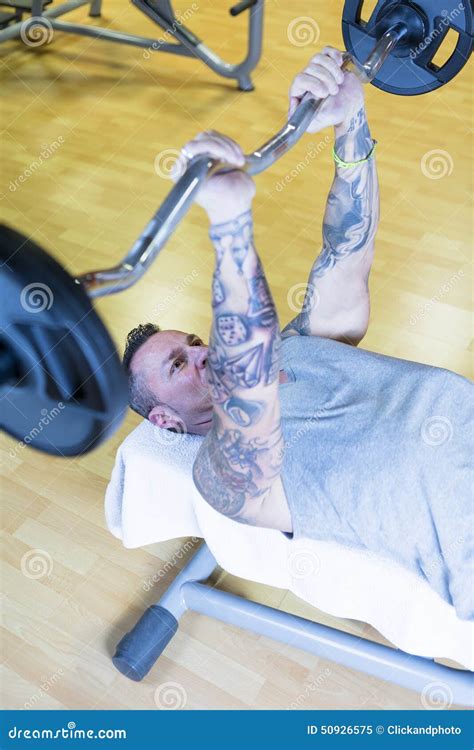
171, 359, 184, 373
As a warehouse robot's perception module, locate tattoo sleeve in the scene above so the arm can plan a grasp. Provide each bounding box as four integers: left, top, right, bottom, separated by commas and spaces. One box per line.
285, 107, 380, 337
193, 210, 284, 523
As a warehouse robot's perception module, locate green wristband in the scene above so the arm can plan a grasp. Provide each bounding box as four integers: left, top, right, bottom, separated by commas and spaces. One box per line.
332, 140, 377, 168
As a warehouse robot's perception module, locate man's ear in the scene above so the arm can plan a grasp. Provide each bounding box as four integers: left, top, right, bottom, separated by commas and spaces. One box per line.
148, 406, 184, 432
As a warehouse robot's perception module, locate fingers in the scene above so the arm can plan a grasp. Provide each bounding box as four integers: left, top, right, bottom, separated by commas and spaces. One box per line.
173, 130, 245, 180
321, 46, 345, 67
189, 131, 245, 166
304, 63, 341, 95
289, 47, 345, 110
307, 53, 344, 85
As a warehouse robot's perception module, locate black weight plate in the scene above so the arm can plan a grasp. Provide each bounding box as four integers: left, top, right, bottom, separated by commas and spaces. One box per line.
0, 225, 128, 456
342, 0, 473, 95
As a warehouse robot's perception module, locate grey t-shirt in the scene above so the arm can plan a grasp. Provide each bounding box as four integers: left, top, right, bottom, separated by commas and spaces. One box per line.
278, 334, 473, 620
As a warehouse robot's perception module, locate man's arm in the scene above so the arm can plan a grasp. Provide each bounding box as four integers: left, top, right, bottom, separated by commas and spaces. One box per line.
194, 209, 284, 527
284, 49, 379, 345
175, 133, 284, 527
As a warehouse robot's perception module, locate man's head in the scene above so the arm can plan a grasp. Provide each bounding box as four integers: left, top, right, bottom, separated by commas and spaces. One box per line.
123, 324, 213, 436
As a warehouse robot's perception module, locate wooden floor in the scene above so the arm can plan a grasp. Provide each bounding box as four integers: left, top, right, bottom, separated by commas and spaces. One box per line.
1, 0, 472, 711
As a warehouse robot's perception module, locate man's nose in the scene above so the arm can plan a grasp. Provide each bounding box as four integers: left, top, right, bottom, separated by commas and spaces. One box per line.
194, 347, 208, 369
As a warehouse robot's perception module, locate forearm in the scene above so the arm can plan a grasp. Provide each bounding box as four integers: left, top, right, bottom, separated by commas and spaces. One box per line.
288, 108, 379, 342
193, 209, 284, 523
316, 107, 379, 277
207, 209, 281, 408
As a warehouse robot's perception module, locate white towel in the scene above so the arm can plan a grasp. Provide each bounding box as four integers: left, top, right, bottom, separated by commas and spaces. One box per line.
105, 420, 474, 670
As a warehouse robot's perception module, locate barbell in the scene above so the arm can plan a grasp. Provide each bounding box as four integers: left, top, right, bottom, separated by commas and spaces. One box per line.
1, 0, 472, 456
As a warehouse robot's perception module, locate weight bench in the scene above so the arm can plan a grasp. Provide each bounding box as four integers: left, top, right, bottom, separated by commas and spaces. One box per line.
0, 0, 264, 91
105, 420, 474, 708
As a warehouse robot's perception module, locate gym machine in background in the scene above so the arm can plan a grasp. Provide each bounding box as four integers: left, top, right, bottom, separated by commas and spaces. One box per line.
1, 0, 473, 457
0, 0, 264, 91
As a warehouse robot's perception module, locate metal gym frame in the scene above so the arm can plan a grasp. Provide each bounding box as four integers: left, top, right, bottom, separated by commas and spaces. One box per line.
113, 542, 473, 706
0, 0, 265, 91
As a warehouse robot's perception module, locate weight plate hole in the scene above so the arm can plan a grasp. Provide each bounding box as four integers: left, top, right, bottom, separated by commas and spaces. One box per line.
429, 27, 460, 69
0, 340, 23, 385
360, 0, 379, 24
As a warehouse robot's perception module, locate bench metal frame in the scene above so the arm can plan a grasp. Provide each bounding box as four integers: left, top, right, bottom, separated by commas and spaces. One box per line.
0, 0, 265, 91
113, 542, 473, 707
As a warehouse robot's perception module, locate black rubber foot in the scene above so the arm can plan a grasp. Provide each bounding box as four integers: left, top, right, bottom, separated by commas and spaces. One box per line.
113, 605, 179, 681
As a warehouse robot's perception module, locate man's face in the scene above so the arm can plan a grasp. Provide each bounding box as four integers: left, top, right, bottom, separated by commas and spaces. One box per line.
130, 329, 213, 435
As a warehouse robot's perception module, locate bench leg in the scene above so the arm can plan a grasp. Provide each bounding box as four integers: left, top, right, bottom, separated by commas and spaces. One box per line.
113, 543, 217, 681
89, 0, 102, 17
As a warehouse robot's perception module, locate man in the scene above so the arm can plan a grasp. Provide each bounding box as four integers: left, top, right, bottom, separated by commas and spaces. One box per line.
123, 49, 472, 620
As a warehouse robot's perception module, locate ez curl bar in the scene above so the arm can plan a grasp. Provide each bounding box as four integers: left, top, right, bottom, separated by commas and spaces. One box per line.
1, 0, 472, 456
